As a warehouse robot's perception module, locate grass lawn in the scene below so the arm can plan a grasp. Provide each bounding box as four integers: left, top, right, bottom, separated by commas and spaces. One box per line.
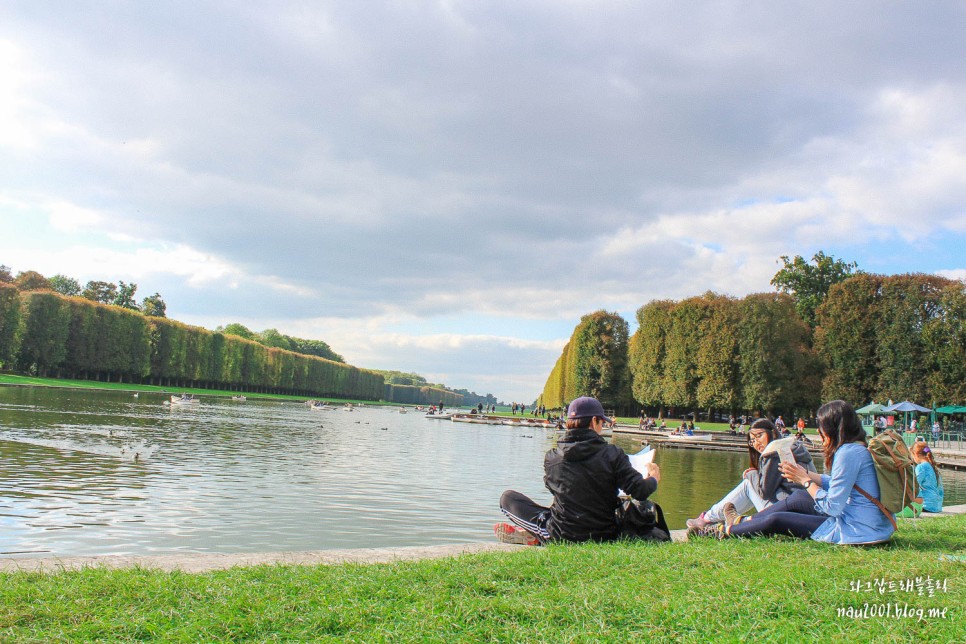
1, 516, 962, 641
0, 374, 380, 406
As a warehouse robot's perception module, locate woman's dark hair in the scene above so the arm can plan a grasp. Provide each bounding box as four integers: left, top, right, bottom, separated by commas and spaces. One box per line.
747, 418, 778, 469
816, 400, 866, 469
566, 417, 594, 430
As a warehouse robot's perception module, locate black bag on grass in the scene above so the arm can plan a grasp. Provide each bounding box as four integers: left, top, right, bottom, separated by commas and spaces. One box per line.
618, 498, 671, 542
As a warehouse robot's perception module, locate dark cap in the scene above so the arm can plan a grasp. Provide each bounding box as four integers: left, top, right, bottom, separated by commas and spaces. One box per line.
567, 396, 612, 423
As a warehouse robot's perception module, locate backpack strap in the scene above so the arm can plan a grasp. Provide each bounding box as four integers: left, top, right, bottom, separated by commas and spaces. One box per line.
854, 484, 898, 531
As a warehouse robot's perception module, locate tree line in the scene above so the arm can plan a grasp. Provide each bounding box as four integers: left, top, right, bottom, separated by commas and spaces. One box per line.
537, 259, 965, 418
0, 271, 474, 404
0, 285, 383, 399
1, 264, 167, 317
374, 369, 495, 406
216, 323, 345, 363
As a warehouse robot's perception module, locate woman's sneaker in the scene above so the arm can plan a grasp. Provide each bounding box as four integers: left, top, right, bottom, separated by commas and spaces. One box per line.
685, 512, 711, 535
493, 522, 540, 546
689, 523, 726, 540
723, 502, 742, 528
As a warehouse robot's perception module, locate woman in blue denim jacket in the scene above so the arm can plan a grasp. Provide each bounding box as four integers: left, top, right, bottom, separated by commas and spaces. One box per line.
699, 400, 894, 544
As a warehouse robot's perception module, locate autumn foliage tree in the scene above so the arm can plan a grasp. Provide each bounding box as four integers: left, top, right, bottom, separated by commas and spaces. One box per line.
815, 273, 966, 405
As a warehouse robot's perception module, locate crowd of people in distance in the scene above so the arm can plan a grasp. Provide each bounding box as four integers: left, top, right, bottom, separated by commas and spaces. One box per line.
495, 397, 944, 547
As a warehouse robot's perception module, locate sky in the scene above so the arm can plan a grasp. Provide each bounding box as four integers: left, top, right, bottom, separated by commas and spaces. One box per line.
2, 2, 965, 403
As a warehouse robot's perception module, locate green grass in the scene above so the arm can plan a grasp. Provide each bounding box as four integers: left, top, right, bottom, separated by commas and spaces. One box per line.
0, 374, 383, 406
2, 516, 962, 642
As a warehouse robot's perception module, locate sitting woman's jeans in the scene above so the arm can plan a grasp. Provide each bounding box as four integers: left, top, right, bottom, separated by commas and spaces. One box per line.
706, 476, 768, 523
726, 489, 827, 539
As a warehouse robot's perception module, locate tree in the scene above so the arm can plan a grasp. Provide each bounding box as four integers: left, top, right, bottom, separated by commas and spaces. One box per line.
257, 328, 293, 351
628, 300, 675, 408
661, 296, 712, 410
572, 310, 632, 409
219, 323, 255, 340
922, 281, 966, 402
17, 291, 71, 376
813, 274, 882, 403
14, 270, 51, 291
82, 281, 118, 304
49, 275, 82, 297
874, 274, 950, 403
737, 293, 818, 414
0, 283, 22, 367
113, 281, 138, 310
289, 337, 344, 363
141, 293, 167, 317
695, 294, 740, 413
771, 252, 859, 327
0, 265, 12, 283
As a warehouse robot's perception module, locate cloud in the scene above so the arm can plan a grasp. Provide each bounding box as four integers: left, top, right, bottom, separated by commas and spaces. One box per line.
2, 2, 966, 400
936, 269, 966, 282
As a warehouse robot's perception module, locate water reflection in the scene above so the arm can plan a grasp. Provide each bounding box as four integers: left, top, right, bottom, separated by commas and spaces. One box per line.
1, 386, 963, 557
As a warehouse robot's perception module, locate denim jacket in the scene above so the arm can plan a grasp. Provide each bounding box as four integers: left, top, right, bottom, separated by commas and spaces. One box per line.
810, 443, 895, 544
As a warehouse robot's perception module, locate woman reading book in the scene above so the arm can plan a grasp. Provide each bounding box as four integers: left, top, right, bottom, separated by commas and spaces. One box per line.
692, 400, 895, 544
686, 418, 815, 533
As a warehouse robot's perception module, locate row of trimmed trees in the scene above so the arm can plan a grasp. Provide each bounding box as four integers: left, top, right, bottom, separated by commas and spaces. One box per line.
536, 273, 965, 418
815, 273, 965, 406
383, 384, 463, 406
0, 285, 383, 399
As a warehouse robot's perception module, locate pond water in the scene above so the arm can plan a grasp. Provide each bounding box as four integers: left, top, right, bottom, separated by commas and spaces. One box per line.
1, 387, 963, 558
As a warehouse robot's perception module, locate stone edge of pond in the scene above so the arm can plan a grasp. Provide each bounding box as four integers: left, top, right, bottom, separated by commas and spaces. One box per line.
3, 505, 963, 575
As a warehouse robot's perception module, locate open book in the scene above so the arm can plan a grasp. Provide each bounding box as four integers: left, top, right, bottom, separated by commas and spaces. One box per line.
620, 446, 656, 495
760, 436, 796, 463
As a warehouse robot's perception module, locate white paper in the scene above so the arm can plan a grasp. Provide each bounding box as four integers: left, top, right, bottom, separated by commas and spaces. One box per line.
760, 436, 796, 463
620, 446, 656, 496
627, 445, 656, 474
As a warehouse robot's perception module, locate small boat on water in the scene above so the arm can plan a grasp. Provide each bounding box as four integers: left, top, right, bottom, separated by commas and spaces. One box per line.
231, 395, 247, 402
666, 433, 713, 442
168, 394, 199, 405
503, 418, 557, 429
556, 427, 613, 438
451, 413, 502, 425
425, 413, 454, 420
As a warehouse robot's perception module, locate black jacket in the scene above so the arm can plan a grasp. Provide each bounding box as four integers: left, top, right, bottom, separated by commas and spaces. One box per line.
544, 428, 657, 542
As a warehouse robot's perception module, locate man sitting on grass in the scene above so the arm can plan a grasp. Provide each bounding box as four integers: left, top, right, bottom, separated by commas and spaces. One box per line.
495, 396, 661, 545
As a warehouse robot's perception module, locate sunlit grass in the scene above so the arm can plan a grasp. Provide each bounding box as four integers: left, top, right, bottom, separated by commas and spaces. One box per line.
1, 516, 962, 641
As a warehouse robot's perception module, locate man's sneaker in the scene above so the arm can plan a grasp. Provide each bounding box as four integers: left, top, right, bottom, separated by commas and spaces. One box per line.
685, 512, 711, 535
493, 522, 540, 546
723, 502, 742, 528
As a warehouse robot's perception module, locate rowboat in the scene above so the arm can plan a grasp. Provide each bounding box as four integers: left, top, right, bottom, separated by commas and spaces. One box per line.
666, 433, 713, 442
451, 413, 502, 425
231, 395, 247, 402
169, 395, 199, 405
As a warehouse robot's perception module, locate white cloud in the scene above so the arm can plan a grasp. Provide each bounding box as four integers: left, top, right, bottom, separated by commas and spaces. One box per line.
3, 2, 966, 400
936, 269, 966, 282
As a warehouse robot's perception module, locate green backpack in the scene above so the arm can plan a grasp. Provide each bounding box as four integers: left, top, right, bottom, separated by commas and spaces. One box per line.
854, 430, 922, 529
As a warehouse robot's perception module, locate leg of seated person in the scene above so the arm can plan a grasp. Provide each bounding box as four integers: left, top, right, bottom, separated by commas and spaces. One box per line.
724, 490, 825, 539
705, 479, 767, 523
726, 510, 827, 539
500, 490, 551, 541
